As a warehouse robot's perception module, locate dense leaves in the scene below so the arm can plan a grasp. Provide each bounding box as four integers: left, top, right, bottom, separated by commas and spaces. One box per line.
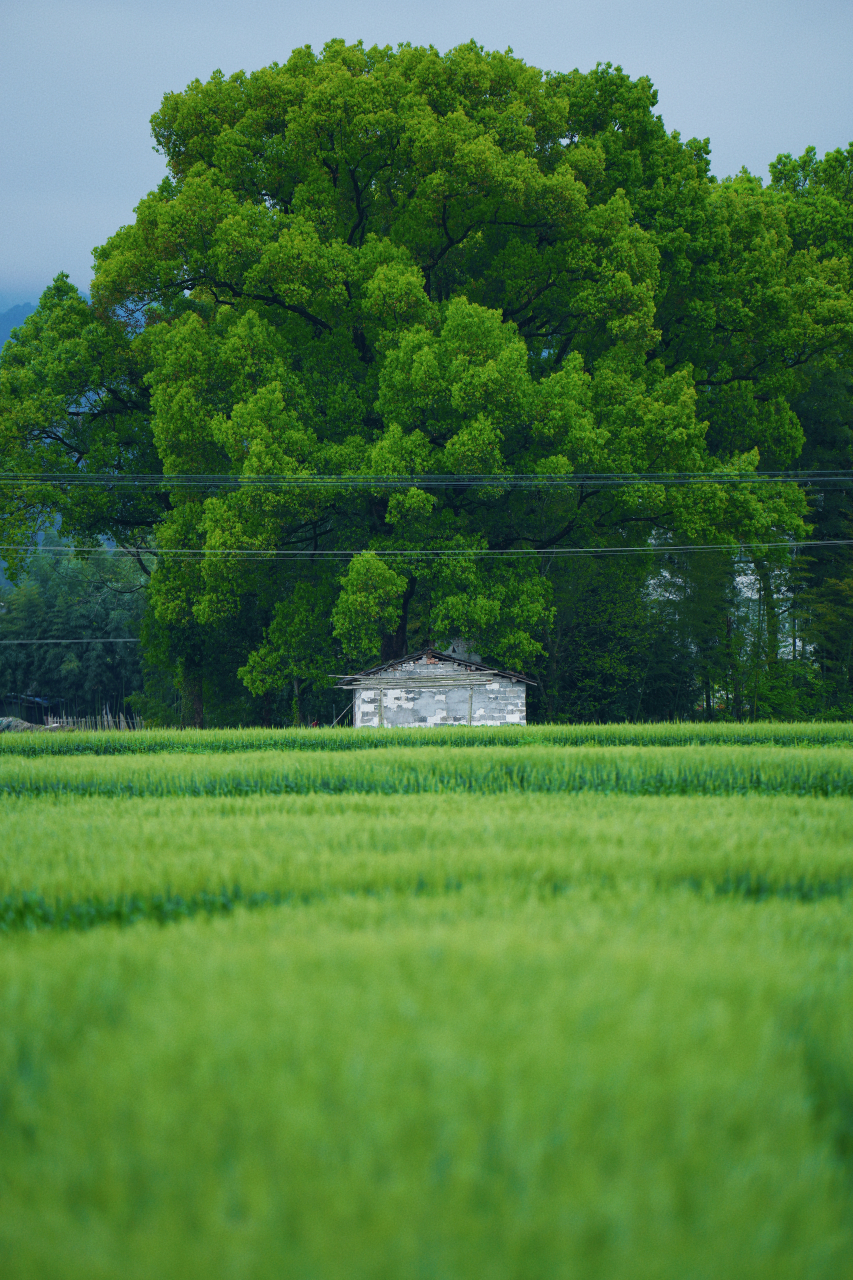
1, 41, 852, 722
0, 540, 145, 721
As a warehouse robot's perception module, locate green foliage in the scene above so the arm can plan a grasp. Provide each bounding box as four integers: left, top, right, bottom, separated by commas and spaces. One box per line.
0, 541, 145, 720
2, 46, 852, 722
331, 552, 408, 663
763, 147, 853, 715
0, 276, 161, 573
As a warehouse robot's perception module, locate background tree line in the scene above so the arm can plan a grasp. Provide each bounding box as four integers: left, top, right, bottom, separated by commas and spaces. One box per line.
1, 40, 851, 724
0, 538, 146, 723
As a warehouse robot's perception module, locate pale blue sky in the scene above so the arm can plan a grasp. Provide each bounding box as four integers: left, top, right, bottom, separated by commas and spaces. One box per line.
1, 0, 851, 308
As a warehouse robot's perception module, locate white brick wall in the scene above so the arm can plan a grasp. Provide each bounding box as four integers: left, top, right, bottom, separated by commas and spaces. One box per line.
351, 656, 527, 727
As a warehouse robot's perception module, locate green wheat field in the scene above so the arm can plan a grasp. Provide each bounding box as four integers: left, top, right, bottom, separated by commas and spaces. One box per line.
2, 727, 853, 1278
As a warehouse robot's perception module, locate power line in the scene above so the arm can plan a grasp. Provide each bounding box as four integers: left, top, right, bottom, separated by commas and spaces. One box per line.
3, 539, 852, 559
0, 638, 140, 645
1, 470, 853, 490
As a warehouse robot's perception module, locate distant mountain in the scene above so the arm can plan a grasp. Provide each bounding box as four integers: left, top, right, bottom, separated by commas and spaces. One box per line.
0, 303, 35, 349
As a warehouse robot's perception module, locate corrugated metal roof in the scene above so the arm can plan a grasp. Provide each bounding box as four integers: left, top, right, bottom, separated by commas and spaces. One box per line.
334, 647, 535, 686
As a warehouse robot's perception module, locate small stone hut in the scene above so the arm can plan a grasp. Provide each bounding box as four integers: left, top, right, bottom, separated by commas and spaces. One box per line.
336, 647, 534, 728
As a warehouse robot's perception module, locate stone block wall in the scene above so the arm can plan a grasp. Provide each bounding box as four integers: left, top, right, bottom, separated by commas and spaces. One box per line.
352, 677, 526, 728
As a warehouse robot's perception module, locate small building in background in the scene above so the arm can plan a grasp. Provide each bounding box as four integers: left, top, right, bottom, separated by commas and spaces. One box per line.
335, 647, 534, 728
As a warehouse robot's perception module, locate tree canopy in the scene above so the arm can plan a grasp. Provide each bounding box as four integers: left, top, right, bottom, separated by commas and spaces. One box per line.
2, 41, 852, 723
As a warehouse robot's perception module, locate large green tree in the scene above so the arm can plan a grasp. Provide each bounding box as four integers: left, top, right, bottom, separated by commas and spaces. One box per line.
4, 41, 851, 723
763, 144, 853, 712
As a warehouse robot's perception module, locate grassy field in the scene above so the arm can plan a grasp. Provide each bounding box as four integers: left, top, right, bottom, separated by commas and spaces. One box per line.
3, 719, 853, 754
2, 731, 853, 1278
4, 744, 853, 799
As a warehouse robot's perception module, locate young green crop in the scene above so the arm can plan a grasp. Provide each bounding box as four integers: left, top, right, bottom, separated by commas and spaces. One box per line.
2, 745, 853, 799
1, 893, 852, 1279
2, 793, 853, 931
3, 741, 853, 1278
3, 721, 853, 757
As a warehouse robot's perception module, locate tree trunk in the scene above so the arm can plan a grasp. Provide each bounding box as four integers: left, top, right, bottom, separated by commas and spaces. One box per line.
292, 676, 302, 727
542, 622, 559, 720
180, 656, 204, 729
380, 576, 418, 663
726, 615, 743, 721
754, 560, 779, 663
634, 646, 653, 722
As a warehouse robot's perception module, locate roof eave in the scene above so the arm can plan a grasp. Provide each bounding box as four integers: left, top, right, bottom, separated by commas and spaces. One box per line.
333, 646, 535, 686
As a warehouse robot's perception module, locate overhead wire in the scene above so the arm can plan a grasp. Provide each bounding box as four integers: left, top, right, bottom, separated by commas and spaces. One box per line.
1, 470, 853, 489
0, 638, 140, 645
2, 539, 852, 559
2, 471, 850, 561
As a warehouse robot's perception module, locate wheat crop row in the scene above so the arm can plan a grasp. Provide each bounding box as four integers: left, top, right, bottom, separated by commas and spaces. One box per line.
1, 891, 852, 1279
1, 793, 853, 931
3, 720, 853, 756
3, 744, 853, 799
